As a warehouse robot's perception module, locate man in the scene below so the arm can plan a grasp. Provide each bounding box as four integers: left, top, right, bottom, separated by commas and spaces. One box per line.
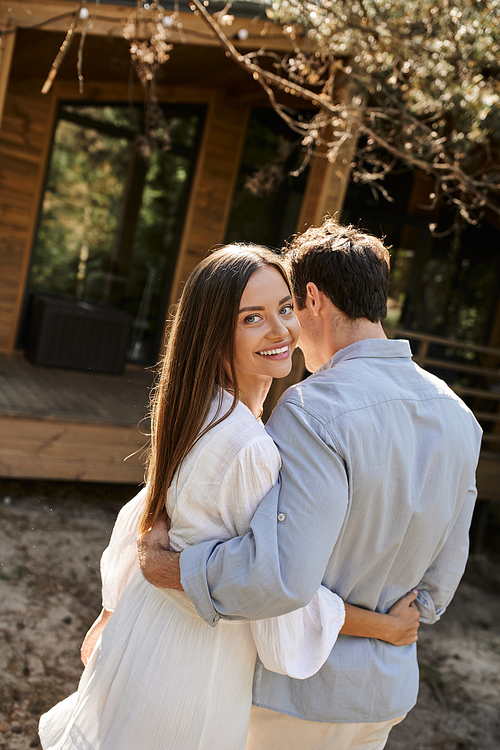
139, 219, 482, 749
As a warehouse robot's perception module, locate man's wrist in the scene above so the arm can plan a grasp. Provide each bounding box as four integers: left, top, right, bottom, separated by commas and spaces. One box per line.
138, 541, 183, 590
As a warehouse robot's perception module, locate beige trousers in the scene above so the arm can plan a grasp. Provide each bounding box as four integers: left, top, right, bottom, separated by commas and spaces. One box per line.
246, 705, 406, 750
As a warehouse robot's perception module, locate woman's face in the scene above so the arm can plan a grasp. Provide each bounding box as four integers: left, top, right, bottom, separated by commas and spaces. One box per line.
233, 266, 300, 383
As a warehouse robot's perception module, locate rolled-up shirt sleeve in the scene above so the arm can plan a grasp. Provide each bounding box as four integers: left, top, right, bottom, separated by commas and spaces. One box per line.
180, 399, 349, 625
415, 482, 477, 624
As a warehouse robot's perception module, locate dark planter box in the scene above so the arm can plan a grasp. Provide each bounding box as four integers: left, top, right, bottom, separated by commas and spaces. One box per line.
27, 294, 133, 374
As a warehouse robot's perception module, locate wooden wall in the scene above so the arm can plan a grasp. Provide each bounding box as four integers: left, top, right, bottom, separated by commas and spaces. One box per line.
0, 23, 15, 131
0, 80, 57, 354
0, 30, 355, 368
0, 27, 354, 356
297, 86, 362, 231
0, 23, 358, 483
0, 1, 292, 51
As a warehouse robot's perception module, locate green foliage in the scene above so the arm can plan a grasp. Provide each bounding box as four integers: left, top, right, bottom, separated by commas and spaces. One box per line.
237, 0, 500, 219
31, 115, 129, 296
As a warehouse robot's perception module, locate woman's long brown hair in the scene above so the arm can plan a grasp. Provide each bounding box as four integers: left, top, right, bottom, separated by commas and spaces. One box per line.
139, 244, 290, 536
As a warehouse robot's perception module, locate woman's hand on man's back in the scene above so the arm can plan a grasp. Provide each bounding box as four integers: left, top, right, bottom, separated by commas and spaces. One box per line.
385, 590, 420, 645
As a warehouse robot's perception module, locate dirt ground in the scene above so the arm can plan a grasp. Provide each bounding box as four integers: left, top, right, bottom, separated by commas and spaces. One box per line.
0, 480, 499, 750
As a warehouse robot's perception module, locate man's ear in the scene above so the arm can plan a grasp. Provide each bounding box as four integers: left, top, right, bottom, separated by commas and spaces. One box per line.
305, 282, 323, 317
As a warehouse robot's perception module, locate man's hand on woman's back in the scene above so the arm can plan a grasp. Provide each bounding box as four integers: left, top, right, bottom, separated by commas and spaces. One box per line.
137, 512, 183, 590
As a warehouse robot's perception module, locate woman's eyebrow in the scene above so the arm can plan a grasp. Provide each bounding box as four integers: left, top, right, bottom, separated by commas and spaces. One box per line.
239, 305, 264, 313
239, 295, 291, 314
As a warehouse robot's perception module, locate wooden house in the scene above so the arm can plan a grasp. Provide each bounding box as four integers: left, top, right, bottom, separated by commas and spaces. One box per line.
1, 0, 500, 542
0, 0, 355, 484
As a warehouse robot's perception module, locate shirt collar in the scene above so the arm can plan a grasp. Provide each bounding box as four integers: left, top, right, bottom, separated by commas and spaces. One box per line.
315, 338, 412, 374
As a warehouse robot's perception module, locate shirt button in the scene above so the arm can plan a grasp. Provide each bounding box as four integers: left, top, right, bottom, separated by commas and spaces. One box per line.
277, 512, 286, 523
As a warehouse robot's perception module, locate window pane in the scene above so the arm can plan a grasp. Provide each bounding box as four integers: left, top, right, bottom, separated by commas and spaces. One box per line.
28, 104, 204, 364
225, 108, 308, 249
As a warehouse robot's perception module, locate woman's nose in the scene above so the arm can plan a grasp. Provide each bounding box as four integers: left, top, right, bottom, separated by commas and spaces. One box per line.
266, 315, 288, 338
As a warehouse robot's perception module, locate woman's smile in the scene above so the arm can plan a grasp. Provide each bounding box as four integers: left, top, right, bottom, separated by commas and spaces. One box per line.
256, 343, 291, 359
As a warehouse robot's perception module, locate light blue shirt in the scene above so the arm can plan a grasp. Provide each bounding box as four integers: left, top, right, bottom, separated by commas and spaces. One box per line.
180, 339, 482, 723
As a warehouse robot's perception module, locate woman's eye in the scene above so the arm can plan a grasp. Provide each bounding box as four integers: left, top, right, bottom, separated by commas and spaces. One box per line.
244, 314, 260, 324
279, 304, 293, 315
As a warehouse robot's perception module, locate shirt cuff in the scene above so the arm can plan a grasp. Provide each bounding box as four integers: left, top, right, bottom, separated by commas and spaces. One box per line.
415, 589, 446, 624
180, 540, 222, 627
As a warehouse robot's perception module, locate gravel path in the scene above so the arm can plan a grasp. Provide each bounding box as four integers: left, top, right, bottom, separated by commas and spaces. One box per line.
0, 481, 499, 750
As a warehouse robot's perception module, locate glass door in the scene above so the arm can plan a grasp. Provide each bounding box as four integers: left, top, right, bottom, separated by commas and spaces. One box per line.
26, 102, 205, 364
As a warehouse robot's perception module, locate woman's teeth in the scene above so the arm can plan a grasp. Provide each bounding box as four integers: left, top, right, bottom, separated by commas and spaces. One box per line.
257, 346, 288, 356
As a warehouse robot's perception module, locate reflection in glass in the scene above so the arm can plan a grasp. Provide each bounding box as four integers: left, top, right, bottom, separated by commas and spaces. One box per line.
225, 108, 308, 250
29, 103, 205, 364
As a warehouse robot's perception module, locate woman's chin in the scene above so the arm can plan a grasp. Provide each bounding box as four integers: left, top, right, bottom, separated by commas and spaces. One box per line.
263, 360, 294, 379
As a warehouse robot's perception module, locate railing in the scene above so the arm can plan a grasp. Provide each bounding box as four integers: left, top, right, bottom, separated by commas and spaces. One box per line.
392, 329, 500, 448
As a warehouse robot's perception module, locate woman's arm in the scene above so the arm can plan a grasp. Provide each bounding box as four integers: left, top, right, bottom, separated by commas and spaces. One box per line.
342, 590, 420, 645
80, 608, 113, 666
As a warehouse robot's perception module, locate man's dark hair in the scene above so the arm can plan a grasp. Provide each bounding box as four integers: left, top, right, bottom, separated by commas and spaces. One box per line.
285, 218, 391, 322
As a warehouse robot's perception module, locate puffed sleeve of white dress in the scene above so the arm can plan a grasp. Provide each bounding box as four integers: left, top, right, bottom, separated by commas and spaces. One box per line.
250, 586, 345, 679
100, 486, 148, 612
218, 435, 346, 680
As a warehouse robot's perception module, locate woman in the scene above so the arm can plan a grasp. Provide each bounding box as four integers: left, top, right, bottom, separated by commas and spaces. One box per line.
39, 245, 418, 750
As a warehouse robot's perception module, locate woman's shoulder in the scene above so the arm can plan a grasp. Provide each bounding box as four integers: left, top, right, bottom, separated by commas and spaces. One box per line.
205, 393, 273, 451
182, 397, 280, 493
174, 395, 278, 493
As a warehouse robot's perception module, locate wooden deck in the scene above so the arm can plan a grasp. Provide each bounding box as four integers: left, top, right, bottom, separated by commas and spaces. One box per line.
0, 353, 153, 483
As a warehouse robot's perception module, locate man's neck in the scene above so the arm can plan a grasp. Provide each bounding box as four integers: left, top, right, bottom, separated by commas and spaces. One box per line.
321, 319, 387, 366
335, 319, 387, 351
302, 302, 388, 373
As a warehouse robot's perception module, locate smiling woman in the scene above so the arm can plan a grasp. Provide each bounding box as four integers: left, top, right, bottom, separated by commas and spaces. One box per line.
142, 244, 296, 535
233, 265, 300, 419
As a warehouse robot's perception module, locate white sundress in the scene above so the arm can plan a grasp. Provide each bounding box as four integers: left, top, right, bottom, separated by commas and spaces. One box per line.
39, 393, 345, 750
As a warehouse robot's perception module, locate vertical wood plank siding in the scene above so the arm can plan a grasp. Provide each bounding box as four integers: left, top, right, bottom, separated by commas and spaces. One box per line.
0, 81, 57, 353
168, 93, 251, 309
298, 135, 359, 230
0, 24, 16, 132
